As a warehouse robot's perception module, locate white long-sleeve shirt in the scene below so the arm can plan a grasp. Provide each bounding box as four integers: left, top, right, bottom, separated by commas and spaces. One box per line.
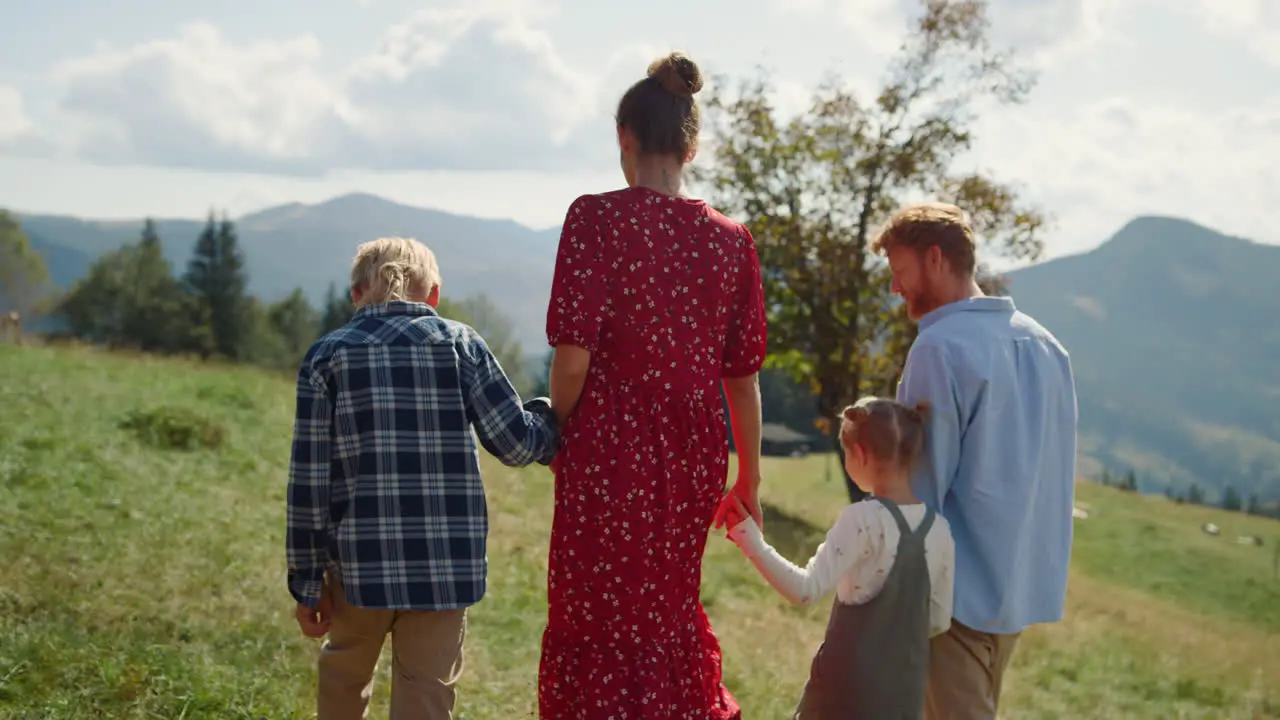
728, 501, 956, 637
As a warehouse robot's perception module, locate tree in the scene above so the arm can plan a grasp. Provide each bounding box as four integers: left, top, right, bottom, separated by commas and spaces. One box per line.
694, 0, 1047, 501
57, 222, 199, 352
1246, 493, 1261, 516
1221, 485, 1242, 512
183, 212, 250, 359
0, 210, 53, 316
269, 288, 322, 363
57, 246, 134, 345
121, 219, 187, 352
319, 281, 355, 335
453, 294, 531, 396
530, 349, 553, 398
1121, 469, 1138, 493
1187, 483, 1205, 506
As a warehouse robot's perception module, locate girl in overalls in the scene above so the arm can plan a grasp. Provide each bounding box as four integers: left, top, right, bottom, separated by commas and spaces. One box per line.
724, 397, 955, 719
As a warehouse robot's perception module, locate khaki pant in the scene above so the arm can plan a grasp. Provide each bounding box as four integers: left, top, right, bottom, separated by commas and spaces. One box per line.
318, 578, 467, 720
925, 620, 1021, 720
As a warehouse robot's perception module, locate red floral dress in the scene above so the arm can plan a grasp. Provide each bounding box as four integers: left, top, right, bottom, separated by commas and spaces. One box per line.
539, 187, 767, 719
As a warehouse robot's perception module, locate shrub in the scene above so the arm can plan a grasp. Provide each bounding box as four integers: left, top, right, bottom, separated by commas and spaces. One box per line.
119, 407, 226, 451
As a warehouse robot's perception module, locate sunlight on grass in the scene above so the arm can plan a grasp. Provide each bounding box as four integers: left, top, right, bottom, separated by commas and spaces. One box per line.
1, 344, 1277, 718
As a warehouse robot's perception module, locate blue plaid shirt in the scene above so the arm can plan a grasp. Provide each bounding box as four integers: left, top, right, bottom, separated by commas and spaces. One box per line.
286, 301, 558, 610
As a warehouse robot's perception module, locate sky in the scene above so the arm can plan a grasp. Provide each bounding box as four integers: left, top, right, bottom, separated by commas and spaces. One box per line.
0, 0, 1276, 263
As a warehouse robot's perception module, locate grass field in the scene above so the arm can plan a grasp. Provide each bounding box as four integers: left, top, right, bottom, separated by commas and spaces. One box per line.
1, 343, 1278, 719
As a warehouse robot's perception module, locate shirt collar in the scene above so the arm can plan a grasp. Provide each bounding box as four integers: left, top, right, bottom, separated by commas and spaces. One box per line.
353, 301, 439, 321
918, 296, 1016, 333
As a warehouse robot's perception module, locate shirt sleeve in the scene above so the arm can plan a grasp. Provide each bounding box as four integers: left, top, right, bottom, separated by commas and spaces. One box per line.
722, 226, 768, 378
286, 363, 333, 608
727, 504, 874, 606
897, 341, 962, 509
929, 518, 956, 638
463, 331, 559, 467
547, 194, 609, 353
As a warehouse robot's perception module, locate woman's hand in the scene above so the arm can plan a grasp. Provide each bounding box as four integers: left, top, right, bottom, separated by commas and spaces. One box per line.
714, 479, 762, 530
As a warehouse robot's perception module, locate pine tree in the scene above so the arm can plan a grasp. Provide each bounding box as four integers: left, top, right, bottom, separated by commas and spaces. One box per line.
1121, 469, 1139, 493
1246, 493, 1261, 516
1187, 483, 1205, 506
319, 281, 355, 335
183, 211, 249, 359
121, 219, 186, 352
1221, 486, 1243, 512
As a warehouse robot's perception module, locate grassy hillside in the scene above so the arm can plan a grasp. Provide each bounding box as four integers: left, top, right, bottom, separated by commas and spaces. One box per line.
1, 344, 1277, 718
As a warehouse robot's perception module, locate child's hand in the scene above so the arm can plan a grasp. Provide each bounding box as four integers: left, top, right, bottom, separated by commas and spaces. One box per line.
722, 496, 754, 536
295, 593, 333, 638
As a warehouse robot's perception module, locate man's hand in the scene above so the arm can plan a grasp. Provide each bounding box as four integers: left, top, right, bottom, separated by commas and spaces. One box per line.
714, 480, 762, 530
295, 592, 333, 638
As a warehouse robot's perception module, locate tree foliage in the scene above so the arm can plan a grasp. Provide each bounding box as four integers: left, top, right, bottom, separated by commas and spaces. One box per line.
1221, 485, 1242, 512
0, 210, 53, 315
184, 213, 250, 360
694, 0, 1049, 500
320, 281, 356, 336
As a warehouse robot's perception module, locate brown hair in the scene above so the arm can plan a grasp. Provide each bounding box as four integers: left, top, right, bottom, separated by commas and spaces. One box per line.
615, 52, 703, 159
871, 202, 977, 277
839, 397, 930, 469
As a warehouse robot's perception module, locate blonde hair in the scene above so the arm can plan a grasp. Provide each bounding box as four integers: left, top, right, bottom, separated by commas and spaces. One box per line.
349, 237, 441, 308
871, 202, 977, 277
838, 396, 930, 469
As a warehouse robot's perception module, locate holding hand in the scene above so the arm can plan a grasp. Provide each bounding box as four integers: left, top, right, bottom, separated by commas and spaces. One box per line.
722, 495, 752, 532
714, 478, 762, 530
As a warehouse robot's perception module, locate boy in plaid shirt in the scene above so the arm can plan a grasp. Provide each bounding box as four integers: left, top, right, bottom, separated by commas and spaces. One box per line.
287, 236, 558, 719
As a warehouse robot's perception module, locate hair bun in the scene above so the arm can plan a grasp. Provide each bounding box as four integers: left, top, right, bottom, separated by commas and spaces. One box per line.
647, 52, 703, 97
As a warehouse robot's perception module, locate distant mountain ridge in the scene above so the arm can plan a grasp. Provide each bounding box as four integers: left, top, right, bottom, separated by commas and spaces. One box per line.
14, 195, 1280, 501
17, 193, 562, 348
1005, 216, 1279, 503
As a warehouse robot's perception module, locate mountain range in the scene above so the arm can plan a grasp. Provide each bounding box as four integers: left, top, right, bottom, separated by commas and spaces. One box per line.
18, 193, 561, 347
13, 195, 1280, 502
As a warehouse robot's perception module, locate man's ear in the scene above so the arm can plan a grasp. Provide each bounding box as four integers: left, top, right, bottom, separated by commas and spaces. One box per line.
925, 244, 945, 272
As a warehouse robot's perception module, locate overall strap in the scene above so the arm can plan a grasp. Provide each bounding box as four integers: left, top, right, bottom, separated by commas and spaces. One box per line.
876, 497, 936, 539
915, 506, 937, 539
876, 497, 913, 536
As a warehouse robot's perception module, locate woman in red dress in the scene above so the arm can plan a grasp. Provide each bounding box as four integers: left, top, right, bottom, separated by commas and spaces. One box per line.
539, 51, 768, 720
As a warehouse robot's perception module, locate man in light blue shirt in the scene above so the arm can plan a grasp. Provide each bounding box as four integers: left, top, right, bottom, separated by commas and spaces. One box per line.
873, 203, 1078, 720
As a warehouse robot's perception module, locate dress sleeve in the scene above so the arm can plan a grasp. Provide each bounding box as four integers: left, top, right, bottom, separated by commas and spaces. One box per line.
546, 194, 609, 353
721, 225, 767, 378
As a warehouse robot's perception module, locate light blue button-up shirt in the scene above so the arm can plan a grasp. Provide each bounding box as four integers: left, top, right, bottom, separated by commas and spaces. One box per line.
897, 296, 1078, 635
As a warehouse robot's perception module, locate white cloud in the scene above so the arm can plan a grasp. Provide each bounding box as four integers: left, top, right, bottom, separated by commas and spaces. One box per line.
338, 5, 597, 171
1196, 0, 1280, 66
971, 98, 1280, 258
0, 86, 33, 140
50, 24, 344, 173
781, 0, 1115, 61
36, 0, 619, 174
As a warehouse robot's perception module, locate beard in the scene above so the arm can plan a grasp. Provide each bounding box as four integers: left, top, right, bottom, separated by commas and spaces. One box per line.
904, 285, 944, 321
